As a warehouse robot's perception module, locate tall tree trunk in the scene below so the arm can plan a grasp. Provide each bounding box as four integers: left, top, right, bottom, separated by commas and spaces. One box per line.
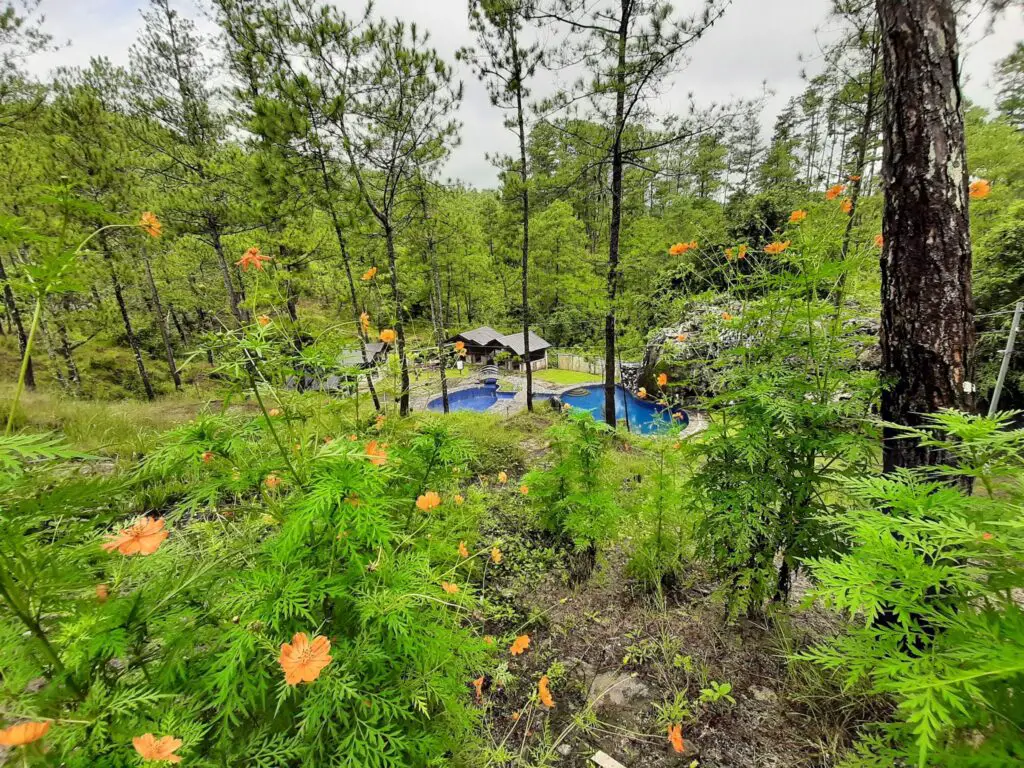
835, 28, 881, 303
515, 51, 534, 412
143, 250, 181, 390
604, 13, 628, 427
877, 0, 974, 473
55, 300, 81, 393
0, 251, 34, 389
418, 184, 449, 413
209, 223, 245, 326
319, 200, 382, 411
385, 226, 412, 416
169, 304, 189, 345
101, 233, 155, 401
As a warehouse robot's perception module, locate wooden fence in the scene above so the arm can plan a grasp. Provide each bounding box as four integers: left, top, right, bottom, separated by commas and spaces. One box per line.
550, 351, 606, 376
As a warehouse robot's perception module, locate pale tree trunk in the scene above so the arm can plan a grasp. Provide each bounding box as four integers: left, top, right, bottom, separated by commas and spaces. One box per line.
101, 232, 155, 401
877, 0, 974, 474
418, 186, 449, 413
143, 250, 181, 390
385, 226, 412, 417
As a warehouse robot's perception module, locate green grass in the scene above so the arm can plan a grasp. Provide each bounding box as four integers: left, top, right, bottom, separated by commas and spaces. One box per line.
533, 368, 602, 385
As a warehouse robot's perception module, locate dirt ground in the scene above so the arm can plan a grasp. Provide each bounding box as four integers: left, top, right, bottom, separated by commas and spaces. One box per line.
475, 508, 881, 768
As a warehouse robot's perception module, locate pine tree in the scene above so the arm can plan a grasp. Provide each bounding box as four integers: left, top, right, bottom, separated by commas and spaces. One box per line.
533, 0, 729, 425
877, 0, 974, 473
461, 0, 542, 409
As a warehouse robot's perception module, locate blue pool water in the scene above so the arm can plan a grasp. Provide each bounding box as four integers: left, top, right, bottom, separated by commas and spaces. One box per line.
562, 385, 685, 434
428, 384, 515, 413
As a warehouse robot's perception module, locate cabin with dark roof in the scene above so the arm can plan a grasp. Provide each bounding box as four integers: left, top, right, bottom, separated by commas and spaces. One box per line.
336, 341, 390, 369
449, 327, 551, 371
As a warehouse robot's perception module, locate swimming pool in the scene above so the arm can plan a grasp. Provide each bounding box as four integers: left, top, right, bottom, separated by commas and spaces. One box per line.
561, 384, 685, 434
427, 383, 515, 413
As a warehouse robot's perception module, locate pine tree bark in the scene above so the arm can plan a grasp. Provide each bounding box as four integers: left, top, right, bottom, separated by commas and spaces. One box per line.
0, 251, 34, 389
385, 225, 412, 417
513, 40, 533, 412
877, 0, 974, 473
604, 11, 628, 427
101, 233, 156, 400
209, 224, 246, 326
143, 250, 181, 390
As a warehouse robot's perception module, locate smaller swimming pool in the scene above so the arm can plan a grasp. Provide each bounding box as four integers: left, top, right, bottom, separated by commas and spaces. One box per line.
427, 383, 515, 413
561, 384, 686, 434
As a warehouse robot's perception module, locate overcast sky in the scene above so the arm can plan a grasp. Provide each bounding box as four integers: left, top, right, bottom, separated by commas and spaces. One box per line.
23, 0, 1024, 188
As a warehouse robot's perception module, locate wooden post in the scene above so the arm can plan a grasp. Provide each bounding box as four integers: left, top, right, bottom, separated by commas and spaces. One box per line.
988, 301, 1022, 417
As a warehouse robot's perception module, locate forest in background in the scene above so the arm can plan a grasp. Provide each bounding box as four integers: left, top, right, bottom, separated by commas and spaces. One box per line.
1, 0, 1021, 407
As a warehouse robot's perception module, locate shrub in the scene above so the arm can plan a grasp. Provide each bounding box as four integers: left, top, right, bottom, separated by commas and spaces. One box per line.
802, 411, 1024, 767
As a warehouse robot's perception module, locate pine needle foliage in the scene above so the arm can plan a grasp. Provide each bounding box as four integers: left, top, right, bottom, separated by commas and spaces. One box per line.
803, 411, 1024, 767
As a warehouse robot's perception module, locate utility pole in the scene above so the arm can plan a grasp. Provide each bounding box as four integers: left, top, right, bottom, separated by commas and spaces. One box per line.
988, 301, 1023, 417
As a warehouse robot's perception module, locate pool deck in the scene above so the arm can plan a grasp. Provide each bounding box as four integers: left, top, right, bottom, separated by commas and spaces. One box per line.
414, 373, 707, 438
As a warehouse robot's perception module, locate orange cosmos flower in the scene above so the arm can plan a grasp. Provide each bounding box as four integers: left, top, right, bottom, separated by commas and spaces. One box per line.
736, 244, 748, 259
668, 240, 697, 255
0, 720, 51, 747
139, 211, 162, 238
374, 414, 386, 430
473, 675, 485, 702
668, 723, 684, 753
441, 581, 459, 594
848, 174, 862, 182
637, 387, 647, 399
454, 341, 466, 352
510, 634, 530, 655
982, 532, 994, 541
840, 198, 853, 215
103, 517, 168, 556
279, 632, 332, 685
201, 450, 214, 463
483, 635, 495, 645
538, 675, 555, 708
348, 434, 358, 441
497, 471, 508, 484
359, 311, 371, 335
458, 541, 469, 558
265, 474, 281, 490
366, 440, 388, 466
257, 314, 271, 326
789, 209, 807, 224
96, 583, 109, 602
416, 491, 441, 511
721, 312, 733, 321
133, 734, 182, 763
724, 248, 734, 262
511, 711, 521, 721
825, 184, 846, 200
236, 247, 271, 272
657, 373, 668, 387
491, 546, 503, 564
519, 483, 529, 495
676, 333, 688, 342
454, 494, 465, 505
361, 266, 378, 281
268, 407, 283, 417
379, 329, 396, 344
970, 179, 991, 199
764, 240, 790, 255
874, 234, 884, 247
